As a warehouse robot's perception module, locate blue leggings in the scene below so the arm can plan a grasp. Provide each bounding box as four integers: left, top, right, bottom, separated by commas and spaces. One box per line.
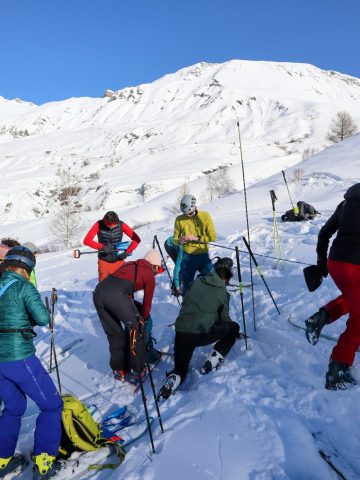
181, 252, 214, 293
0, 355, 63, 457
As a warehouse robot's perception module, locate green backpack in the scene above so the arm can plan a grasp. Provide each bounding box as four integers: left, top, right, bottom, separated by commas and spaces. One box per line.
59, 394, 126, 471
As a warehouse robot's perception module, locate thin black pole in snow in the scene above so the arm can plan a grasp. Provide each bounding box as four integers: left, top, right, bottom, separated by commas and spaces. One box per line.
242, 237, 281, 315
46, 290, 62, 393
236, 120, 257, 331
153, 235, 181, 307
281, 170, 297, 212
235, 246, 248, 350
143, 347, 164, 434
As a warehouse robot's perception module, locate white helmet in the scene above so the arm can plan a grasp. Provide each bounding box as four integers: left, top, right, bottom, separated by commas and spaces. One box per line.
180, 195, 196, 215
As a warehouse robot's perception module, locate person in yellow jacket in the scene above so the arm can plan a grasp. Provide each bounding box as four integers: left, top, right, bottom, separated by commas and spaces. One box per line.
173, 195, 216, 293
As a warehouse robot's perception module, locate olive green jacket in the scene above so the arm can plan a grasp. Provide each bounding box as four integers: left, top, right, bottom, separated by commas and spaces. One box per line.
175, 272, 231, 334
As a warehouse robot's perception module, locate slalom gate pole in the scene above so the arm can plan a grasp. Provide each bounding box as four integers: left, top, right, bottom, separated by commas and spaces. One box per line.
270, 190, 284, 269
281, 170, 298, 214
46, 290, 62, 393
135, 338, 155, 454
235, 246, 248, 350
153, 235, 181, 307
242, 237, 281, 315
236, 120, 257, 331
142, 344, 164, 434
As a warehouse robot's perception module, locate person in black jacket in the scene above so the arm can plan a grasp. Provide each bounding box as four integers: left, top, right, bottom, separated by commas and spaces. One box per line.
304, 184, 360, 390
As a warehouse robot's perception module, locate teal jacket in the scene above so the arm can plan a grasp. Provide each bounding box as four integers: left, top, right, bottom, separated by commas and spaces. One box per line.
165, 236, 183, 289
175, 271, 231, 334
0, 271, 50, 363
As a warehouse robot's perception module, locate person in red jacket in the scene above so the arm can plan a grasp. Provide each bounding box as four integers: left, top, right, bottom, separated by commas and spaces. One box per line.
93, 249, 164, 383
83, 211, 141, 282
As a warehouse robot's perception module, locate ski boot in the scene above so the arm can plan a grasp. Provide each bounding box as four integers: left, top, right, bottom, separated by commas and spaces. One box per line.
0, 454, 27, 478
113, 370, 126, 382
145, 336, 162, 364
325, 359, 357, 390
200, 350, 224, 375
33, 453, 62, 480
305, 309, 329, 345
126, 368, 147, 386
157, 373, 181, 400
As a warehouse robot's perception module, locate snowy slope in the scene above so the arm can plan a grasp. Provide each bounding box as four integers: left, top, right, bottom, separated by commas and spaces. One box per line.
0, 59, 360, 228
1, 130, 360, 479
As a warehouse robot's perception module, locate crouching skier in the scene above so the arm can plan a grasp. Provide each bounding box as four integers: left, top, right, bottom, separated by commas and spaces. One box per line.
0, 246, 63, 479
158, 258, 240, 400
93, 249, 164, 384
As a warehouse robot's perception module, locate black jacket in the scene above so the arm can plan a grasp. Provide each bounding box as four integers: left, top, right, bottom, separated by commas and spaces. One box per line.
317, 184, 360, 265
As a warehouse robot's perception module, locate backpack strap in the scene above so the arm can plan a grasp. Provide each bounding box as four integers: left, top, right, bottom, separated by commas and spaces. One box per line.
133, 262, 138, 287
0, 279, 19, 297
0, 279, 36, 340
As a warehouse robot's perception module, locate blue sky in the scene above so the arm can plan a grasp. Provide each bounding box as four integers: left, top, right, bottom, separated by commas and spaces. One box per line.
1, 0, 360, 104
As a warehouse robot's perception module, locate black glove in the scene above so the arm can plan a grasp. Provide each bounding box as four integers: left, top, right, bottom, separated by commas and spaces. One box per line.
102, 245, 113, 254
317, 257, 328, 278
117, 251, 129, 261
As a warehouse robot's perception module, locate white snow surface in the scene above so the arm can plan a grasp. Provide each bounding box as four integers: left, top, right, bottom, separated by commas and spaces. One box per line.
1, 60, 360, 479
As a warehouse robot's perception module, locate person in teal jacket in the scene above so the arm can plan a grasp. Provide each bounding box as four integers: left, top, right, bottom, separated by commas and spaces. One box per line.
0, 246, 63, 480
164, 236, 183, 295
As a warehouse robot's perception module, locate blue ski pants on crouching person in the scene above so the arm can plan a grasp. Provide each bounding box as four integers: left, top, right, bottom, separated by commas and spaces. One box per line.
0, 354, 63, 458
181, 252, 214, 294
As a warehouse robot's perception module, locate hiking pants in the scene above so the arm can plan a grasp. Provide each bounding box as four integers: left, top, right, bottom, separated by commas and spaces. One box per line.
322, 295, 348, 322
93, 276, 145, 372
174, 321, 239, 380
327, 259, 360, 365
0, 354, 63, 457
181, 252, 214, 294
97, 258, 125, 282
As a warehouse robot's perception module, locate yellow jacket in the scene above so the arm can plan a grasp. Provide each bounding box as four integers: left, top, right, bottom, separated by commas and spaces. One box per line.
173, 210, 216, 254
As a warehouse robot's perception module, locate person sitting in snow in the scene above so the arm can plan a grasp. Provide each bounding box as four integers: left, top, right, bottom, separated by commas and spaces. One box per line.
158, 257, 240, 400
0, 246, 63, 479
83, 211, 141, 282
172, 195, 216, 294
304, 183, 360, 390
281, 201, 320, 222
93, 249, 164, 384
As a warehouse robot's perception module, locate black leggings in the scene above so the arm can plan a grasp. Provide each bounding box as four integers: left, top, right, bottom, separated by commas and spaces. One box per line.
174, 321, 239, 380
93, 276, 145, 372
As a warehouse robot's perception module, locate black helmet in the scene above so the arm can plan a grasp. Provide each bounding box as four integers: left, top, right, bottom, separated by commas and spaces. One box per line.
213, 257, 234, 270
4, 246, 36, 274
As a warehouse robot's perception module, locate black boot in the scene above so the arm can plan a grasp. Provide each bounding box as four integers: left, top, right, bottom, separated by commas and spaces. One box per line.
305, 309, 329, 345
325, 359, 357, 390
157, 373, 181, 400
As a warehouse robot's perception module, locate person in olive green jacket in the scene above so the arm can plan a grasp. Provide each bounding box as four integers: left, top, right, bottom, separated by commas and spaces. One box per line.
158, 258, 240, 400
0, 246, 63, 480
173, 195, 216, 294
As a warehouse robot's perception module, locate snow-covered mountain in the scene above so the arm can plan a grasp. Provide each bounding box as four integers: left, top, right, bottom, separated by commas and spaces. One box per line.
1, 59, 360, 231
1, 60, 360, 479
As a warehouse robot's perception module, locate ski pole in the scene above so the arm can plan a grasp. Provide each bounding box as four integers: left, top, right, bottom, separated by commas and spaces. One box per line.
142, 343, 164, 434
281, 170, 299, 214
235, 246, 248, 349
134, 333, 156, 454
237, 120, 257, 331
45, 291, 62, 393
242, 237, 281, 315
153, 235, 181, 307
270, 190, 284, 269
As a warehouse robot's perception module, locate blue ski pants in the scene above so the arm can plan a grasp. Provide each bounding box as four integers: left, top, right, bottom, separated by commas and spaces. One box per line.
181, 252, 214, 294
0, 354, 63, 458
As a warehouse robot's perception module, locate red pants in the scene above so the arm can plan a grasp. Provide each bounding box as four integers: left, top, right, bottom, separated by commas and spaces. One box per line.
98, 259, 124, 282
325, 259, 360, 365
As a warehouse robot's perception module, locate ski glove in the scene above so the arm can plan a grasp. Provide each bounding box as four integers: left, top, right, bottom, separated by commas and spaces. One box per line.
117, 251, 129, 261
317, 257, 328, 278
102, 244, 114, 254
